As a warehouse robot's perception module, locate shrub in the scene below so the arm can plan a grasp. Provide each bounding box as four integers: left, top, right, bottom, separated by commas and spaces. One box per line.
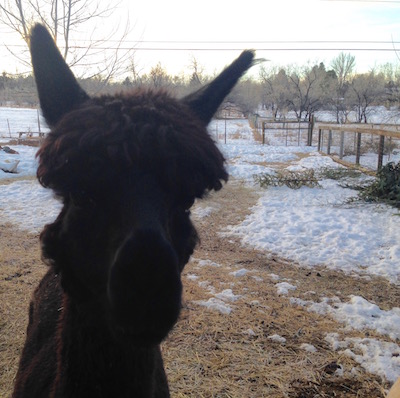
318, 167, 363, 181
358, 161, 400, 208
254, 169, 320, 189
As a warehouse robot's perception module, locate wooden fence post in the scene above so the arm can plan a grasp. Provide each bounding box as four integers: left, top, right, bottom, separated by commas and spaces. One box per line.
327, 130, 332, 155
318, 129, 322, 151
37, 110, 41, 133
307, 115, 314, 146
262, 121, 265, 145
285, 117, 288, 146
339, 131, 345, 159
355, 133, 362, 165
224, 115, 227, 144
316, 123, 400, 170
7, 119, 11, 137
297, 122, 301, 146
378, 135, 385, 170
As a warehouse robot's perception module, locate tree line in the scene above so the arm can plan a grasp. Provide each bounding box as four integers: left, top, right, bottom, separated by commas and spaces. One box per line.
1, 52, 399, 124
258, 53, 400, 123
1, 2, 399, 123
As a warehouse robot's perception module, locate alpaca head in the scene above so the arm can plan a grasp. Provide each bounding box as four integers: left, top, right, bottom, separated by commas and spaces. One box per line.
30, 24, 255, 345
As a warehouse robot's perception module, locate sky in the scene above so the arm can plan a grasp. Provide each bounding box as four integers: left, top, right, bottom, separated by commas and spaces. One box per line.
2, 109, 400, 384
0, 0, 400, 77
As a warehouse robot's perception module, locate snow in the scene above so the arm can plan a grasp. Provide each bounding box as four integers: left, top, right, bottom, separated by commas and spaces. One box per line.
267, 334, 287, 343
291, 295, 400, 382
0, 179, 61, 232
275, 282, 297, 295
300, 343, 318, 353
291, 295, 400, 341
0, 145, 39, 179
186, 274, 199, 281
194, 298, 232, 315
230, 268, 249, 277
2, 107, 400, 384
268, 273, 280, 281
196, 259, 221, 268
326, 334, 400, 383
243, 328, 256, 336
214, 289, 242, 302
225, 181, 400, 280
191, 206, 216, 218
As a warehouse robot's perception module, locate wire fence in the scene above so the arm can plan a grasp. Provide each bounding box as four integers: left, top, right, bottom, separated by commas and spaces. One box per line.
316, 123, 400, 171
249, 117, 316, 147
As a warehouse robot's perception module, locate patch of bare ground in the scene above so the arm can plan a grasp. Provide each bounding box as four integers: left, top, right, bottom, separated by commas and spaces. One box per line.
0, 224, 44, 397
0, 176, 36, 186
0, 179, 395, 397
163, 179, 393, 397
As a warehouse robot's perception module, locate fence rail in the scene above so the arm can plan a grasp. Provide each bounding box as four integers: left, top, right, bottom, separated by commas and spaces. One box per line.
17, 131, 46, 145
316, 123, 400, 171
259, 118, 314, 146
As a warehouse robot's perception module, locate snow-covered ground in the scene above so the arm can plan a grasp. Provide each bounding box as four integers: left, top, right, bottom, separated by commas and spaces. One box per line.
252, 107, 400, 170
1, 107, 400, 384
0, 107, 48, 137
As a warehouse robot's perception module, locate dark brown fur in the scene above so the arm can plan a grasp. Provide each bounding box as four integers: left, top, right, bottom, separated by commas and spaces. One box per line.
13, 24, 255, 398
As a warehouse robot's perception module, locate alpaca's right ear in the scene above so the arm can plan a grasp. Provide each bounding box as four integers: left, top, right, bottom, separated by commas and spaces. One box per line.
29, 24, 89, 126
182, 50, 256, 125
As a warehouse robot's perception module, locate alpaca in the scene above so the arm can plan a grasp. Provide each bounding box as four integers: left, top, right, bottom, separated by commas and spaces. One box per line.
12, 24, 255, 398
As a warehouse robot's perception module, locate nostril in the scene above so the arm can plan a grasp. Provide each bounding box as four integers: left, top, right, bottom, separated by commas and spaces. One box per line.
108, 229, 182, 341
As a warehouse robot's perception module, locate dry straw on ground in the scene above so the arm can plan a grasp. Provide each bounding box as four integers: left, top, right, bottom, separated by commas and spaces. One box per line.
0, 177, 395, 398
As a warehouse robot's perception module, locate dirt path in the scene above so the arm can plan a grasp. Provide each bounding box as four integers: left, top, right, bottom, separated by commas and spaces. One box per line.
0, 179, 396, 397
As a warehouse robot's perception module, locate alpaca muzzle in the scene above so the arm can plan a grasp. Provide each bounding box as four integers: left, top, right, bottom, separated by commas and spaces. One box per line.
108, 228, 182, 344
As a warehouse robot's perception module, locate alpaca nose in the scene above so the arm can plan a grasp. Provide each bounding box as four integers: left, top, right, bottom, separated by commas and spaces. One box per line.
108, 228, 182, 341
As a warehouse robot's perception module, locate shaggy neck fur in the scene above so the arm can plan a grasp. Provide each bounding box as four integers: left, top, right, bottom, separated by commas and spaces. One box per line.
51, 294, 169, 398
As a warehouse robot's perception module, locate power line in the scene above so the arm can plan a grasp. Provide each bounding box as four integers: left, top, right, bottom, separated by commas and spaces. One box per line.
74, 47, 400, 52
3, 40, 400, 46
2, 38, 400, 53
321, 0, 400, 3
61, 40, 400, 44
2, 44, 400, 52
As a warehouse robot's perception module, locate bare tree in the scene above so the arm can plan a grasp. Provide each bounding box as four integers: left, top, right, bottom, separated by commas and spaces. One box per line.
148, 62, 171, 88
285, 63, 329, 120
349, 71, 386, 123
226, 78, 262, 115
329, 53, 356, 122
128, 54, 144, 87
188, 55, 205, 87
377, 62, 400, 106
330, 52, 356, 90
0, 0, 133, 80
259, 65, 291, 119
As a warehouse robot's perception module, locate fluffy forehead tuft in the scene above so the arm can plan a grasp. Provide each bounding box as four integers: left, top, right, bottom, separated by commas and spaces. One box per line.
36, 89, 228, 200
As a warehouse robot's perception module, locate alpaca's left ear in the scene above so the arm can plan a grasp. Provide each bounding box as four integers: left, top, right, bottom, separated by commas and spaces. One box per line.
29, 24, 89, 126
182, 50, 256, 125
